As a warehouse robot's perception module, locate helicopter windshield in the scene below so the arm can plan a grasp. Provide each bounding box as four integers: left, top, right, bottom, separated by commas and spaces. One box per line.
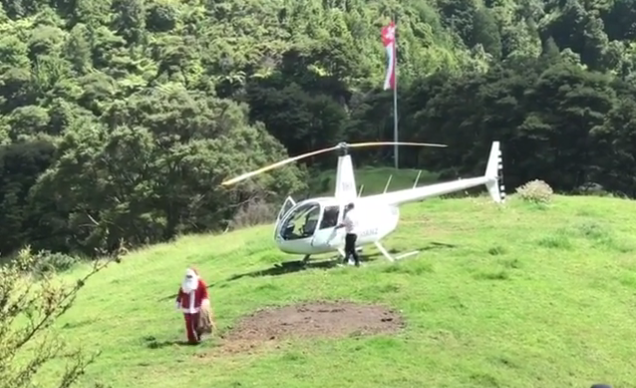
278, 202, 321, 240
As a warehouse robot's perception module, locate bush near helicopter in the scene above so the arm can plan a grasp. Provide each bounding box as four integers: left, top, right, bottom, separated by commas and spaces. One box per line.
222, 141, 505, 263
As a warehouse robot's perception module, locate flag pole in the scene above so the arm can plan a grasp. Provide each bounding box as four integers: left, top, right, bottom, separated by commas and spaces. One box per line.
382, 19, 398, 168
393, 16, 398, 169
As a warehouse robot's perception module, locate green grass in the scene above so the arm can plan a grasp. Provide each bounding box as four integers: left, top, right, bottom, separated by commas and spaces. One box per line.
308, 166, 439, 196
39, 195, 636, 388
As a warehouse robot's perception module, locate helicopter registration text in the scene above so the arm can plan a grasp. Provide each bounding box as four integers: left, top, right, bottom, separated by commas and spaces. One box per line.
358, 227, 379, 237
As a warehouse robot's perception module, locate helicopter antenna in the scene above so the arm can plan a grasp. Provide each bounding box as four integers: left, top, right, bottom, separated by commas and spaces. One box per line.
221, 141, 447, 187
413, 170, 422, 188
383, 175, 393, 194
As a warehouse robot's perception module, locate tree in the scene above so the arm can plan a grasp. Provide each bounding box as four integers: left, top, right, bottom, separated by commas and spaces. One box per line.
1, 0, 636, 260
0, 140, 56, 255
0, 247, 121, 388
590, 98, 636, 196
472, 8, 502, 59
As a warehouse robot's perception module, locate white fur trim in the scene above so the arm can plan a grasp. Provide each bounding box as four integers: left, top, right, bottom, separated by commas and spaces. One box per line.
185, 268, 196, 277
202, 299, 210, 307
190, 290, 196, 311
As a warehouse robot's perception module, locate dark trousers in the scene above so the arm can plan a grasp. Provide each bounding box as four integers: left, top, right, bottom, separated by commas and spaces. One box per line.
344, 233, 360, 265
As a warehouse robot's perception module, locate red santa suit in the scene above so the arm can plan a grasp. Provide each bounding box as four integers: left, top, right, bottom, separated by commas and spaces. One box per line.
175, 268, 209, 344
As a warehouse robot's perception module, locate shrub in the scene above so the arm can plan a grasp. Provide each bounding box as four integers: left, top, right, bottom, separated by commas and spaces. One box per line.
229, 199, 277, 230
575, 182, 612, 197
31, 250, 80, 277
515, 179, 554, 204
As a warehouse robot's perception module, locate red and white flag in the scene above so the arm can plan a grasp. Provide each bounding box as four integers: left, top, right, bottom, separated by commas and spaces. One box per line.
381, 21, 396, 90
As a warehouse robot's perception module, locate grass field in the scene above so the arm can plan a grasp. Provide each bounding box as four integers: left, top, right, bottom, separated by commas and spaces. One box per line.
38, 194, 636, 388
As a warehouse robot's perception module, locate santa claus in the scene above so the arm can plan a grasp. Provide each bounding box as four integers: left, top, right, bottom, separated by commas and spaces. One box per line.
175, 267, 210, 344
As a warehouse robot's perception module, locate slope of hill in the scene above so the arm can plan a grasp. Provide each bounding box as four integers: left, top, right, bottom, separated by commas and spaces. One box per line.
37, 195, 636, 388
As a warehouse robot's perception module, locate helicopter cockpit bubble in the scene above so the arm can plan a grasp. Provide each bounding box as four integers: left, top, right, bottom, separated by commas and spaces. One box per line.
278, 201, 322, 240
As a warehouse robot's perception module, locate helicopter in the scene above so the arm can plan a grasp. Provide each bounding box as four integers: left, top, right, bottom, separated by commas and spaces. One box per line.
222, 141, 505, 263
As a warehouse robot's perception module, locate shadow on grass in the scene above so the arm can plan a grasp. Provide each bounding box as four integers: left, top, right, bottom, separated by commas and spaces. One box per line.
159, 293, 179, 302
225, 258, 354, 281
143, 336, 194, 349
422, 242, 458, 249
224, 241, 457, 282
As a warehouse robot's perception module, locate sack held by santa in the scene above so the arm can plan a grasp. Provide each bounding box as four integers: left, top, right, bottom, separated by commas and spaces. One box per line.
197, 301, 216, 335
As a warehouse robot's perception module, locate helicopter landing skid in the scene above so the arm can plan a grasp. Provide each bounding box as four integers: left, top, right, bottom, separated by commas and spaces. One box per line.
374, 241, 419, 262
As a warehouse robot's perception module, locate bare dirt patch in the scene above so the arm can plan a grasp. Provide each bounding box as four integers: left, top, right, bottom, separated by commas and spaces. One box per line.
215, 301, 404, 354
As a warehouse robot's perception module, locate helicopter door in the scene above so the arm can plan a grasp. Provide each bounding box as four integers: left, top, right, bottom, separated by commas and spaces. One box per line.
274, 196, 296, 239
276, 196, 296, 221
311, 205, 341, 248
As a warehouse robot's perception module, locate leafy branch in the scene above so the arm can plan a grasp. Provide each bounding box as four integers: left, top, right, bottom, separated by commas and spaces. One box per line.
0, 245, 123, 388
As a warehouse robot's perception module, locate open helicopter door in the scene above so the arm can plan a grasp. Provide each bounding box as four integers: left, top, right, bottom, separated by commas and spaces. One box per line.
274, 196, 295, 239
310, 204, 341, 249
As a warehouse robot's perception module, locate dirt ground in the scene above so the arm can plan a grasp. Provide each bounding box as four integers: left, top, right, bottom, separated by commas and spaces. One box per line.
216, 301, 404, 354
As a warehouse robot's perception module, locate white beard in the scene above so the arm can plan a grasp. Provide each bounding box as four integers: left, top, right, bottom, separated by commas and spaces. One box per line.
181, 277, 198, 293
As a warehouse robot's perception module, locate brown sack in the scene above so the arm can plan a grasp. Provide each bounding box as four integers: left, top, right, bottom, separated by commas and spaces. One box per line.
197, 304, 215, 335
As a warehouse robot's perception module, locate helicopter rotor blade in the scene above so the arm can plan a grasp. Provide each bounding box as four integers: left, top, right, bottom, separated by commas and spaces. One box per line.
221, 141, 447, 187
348, 141, 447, 148
221, 145, 338, 186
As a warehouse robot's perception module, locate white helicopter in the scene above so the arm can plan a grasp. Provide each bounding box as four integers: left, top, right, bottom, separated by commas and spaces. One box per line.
222, 141, 505, 263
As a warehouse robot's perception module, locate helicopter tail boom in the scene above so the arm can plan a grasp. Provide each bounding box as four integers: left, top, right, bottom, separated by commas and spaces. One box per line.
362, 141, 504, 206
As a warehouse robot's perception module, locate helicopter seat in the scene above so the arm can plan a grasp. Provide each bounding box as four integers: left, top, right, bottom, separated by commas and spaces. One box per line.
302, 219, 318, 236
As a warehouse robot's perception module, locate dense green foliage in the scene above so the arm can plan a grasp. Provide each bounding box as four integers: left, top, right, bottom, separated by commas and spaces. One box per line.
1, 0, 636, 257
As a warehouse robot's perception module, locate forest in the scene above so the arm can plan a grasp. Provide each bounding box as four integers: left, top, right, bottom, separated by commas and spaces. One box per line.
1, 0, 636, 259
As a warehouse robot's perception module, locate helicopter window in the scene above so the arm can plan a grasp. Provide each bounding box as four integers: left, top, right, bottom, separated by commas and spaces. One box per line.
280, 203, 321, 240
319, 206, 340, 229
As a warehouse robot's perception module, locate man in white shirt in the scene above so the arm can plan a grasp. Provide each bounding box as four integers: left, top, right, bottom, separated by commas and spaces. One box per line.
338, 202, 360, 266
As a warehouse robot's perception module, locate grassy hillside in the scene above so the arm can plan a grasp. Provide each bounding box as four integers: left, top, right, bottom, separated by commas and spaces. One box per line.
41, 195, 636, 388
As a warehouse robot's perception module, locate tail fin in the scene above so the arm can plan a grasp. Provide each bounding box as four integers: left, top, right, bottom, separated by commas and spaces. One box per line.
484, 141, 505, 203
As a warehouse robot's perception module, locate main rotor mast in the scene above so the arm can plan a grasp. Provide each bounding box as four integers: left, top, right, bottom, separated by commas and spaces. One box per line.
336, 142, 350, 157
